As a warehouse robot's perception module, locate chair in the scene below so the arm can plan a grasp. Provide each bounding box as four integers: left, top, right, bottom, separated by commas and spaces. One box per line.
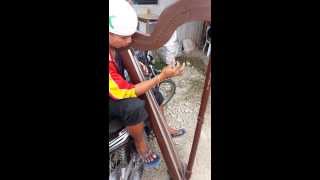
202, 25, 212, 57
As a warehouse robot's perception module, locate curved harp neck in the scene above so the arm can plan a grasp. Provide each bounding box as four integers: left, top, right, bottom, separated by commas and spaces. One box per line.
131, 0, 211, 51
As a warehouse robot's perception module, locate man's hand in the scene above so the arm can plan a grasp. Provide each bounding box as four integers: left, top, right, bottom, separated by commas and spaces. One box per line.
138, 61, 149, 76
159, 61, 185, 80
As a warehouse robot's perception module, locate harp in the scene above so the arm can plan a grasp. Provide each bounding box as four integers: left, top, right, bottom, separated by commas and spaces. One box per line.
118, 0, 211, 179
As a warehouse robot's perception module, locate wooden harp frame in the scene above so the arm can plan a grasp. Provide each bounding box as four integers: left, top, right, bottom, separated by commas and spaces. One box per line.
118, 0, 211, 179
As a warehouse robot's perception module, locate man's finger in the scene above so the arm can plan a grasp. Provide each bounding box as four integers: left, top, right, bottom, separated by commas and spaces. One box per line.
180, 62, 185, 71
179, 63, 186, 75
175, 61, 181, 69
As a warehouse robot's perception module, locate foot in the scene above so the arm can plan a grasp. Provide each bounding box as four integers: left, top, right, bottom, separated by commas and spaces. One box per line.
135, 142, 160, 169
140, 150, 161, 169
168, 127, 186, 138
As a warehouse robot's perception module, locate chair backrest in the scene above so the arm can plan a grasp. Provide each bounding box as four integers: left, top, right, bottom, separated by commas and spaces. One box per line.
206, 25, 212, 42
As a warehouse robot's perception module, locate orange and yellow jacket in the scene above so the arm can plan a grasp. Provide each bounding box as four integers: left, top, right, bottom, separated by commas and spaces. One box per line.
109, 53, 137, 100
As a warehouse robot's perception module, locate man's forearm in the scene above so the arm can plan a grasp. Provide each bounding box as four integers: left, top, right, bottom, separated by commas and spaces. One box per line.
134, 74, 164, 96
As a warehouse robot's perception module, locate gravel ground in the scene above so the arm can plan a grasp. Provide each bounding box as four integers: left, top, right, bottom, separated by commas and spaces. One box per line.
142, 50, 211, 180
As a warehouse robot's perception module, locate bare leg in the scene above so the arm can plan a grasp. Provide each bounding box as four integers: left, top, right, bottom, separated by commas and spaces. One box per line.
159, 105, 180, 135
127, 122, 156, 162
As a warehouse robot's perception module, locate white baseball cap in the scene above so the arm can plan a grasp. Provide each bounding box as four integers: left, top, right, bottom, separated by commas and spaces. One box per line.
109, 0, 138, 36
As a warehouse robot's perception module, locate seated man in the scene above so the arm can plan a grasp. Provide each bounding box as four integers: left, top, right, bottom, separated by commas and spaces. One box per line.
109, 0, 186, 169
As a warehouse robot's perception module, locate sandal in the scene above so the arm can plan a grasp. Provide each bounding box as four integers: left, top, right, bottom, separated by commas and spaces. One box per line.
141, 150, 161, 169
170, 128, 186, 138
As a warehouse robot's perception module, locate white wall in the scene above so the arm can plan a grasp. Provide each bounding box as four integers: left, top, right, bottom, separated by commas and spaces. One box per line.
132, 0, 174, 15
176, 21, 204, 47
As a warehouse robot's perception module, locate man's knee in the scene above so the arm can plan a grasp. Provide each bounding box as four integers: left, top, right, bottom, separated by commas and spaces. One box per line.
122, 98, 148, 126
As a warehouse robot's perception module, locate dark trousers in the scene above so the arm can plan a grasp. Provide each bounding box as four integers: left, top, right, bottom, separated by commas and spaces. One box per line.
109, 89, 164, 126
